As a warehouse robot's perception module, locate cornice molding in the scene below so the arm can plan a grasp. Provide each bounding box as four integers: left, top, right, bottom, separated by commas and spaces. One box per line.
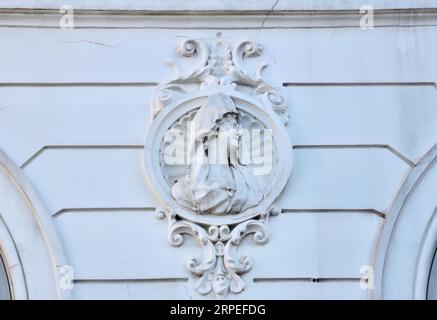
1, 0, 436, 11
1, 9, 437, 29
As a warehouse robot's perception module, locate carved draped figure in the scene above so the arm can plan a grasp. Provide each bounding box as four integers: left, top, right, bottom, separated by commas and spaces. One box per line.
171, 92, 263, 215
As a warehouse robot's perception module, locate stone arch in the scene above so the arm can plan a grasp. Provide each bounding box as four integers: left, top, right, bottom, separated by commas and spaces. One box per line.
0, 149, 70, 299
0, 254, 10, 299
373, 144, 437, 299
428, 250, 437, 299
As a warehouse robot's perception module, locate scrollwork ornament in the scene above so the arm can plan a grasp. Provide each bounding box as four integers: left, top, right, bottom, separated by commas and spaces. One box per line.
146, 37, 292, 299
156, 206, 281, 298
151, 37, 288, 124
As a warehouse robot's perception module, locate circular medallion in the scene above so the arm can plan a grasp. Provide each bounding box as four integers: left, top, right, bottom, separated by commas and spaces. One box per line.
144, 89, 292, 226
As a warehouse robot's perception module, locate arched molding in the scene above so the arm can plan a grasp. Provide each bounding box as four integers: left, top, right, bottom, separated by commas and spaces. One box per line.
373, 143, 437, 299
0, 252, 11, 299
0, 149, 70, 299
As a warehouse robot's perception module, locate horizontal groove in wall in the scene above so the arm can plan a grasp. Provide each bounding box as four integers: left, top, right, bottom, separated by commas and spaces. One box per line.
281, 208, 386, 219
253, 277, 362, 283
293, 144, 416, 167
73, 277, 363, 284
0, 82, 159, 87
20, 143, 416, 170
54, 207, 385, 218
53, 207, 156, 217
0, 82, 434, 88
20, 144, 144, 169
73, 278, 188, 284
283, 82, 437, 87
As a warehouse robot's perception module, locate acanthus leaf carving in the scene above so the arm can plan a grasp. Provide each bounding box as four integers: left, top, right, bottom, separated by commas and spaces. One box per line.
156, 205, 280, 299
151, 37, 288, 124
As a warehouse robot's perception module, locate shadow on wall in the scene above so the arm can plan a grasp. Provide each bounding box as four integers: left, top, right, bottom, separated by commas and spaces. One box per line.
0, 255, 11, 300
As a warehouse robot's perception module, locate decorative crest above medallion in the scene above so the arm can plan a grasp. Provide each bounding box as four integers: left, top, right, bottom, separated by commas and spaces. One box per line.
151, 37, 288, 124
144, 36, 292, 298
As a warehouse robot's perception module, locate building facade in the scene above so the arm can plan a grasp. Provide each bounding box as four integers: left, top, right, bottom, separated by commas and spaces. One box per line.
0, 0, 436, 300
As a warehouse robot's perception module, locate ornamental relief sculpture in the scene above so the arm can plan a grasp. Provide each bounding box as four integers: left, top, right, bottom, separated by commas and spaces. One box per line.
144, 36, 292, 298
169, 92, 268, 216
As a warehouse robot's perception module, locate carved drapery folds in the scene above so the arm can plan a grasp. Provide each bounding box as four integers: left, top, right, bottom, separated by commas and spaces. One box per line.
144, 37, 292, 298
